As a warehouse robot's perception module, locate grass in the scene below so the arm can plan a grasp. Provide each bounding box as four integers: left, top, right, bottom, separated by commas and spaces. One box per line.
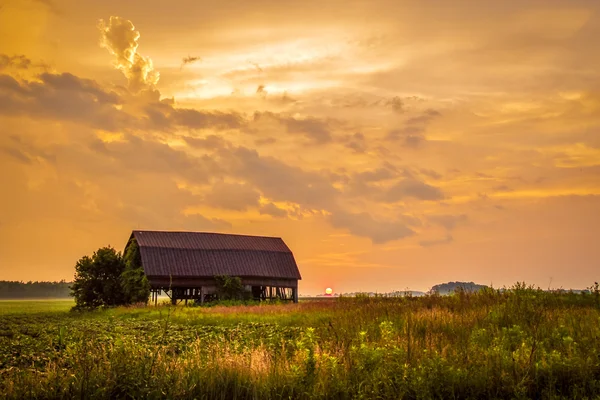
0, 299, 74, 315
0, 284, 599, 399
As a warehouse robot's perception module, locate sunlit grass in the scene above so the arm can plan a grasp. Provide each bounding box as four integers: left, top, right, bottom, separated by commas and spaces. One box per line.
0, 298, 74, 315
1, 285, 599, 399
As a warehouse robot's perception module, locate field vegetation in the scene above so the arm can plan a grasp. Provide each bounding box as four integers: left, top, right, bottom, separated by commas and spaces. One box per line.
0, 284, 599, 399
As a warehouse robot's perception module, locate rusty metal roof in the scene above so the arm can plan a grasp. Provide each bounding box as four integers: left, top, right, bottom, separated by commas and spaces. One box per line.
131, 230, 301, 280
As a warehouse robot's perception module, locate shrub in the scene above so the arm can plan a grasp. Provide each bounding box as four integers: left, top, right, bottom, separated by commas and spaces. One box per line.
70, 246, 127, 309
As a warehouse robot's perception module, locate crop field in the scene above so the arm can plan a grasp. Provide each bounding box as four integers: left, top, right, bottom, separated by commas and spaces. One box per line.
1, 286, 599, 399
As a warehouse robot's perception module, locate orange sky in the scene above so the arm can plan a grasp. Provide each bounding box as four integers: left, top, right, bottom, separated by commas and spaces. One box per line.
0, 0, 599, 294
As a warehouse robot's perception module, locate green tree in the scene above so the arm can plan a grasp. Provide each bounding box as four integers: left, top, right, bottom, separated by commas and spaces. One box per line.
70, 246, 127, 309
121, 238, 150, 304
214, 275, 249, 300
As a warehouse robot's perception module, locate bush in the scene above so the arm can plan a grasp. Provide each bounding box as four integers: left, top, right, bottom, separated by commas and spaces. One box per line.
214, 275, 250, 301
70, 246, 127, 309
70, 241, 150, 310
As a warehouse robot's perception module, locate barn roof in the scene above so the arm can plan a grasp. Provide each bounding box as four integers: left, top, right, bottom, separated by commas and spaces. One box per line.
130, 230, 301, 280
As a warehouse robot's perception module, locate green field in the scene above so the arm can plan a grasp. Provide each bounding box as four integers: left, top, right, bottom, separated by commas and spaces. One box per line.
1, 286, 599, 399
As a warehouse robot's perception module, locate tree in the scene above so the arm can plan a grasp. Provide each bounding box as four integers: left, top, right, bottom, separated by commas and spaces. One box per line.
71, 246, 127, 309
214, 275, 249, 300
121, 237, 150, 304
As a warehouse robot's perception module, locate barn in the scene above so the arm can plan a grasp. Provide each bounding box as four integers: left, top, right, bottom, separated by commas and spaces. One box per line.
125, 230, 301, 304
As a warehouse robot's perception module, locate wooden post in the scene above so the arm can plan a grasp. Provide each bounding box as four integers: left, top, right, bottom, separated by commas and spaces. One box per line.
292, 287, 298, 303
200, 287, 204, 305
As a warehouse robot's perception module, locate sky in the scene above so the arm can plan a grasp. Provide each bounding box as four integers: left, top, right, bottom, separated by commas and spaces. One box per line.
0, 0, 599, 294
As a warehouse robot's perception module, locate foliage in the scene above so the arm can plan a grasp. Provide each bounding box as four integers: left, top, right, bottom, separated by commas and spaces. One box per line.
70, 246, 127, 309
121, 238, 151, 304
214, 275, 250, 301
2, 282, 600, 399
0, 280, 71, 299
430, 281, 489, 295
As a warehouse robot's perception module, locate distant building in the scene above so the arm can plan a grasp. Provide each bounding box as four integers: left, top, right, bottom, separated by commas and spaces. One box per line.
126, 230, 301, 304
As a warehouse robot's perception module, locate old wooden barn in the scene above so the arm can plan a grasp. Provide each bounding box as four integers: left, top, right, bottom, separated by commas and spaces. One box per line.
125, 230, 301, 304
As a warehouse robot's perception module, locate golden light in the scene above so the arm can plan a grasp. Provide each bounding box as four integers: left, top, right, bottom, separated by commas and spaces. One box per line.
325, 287, 333, 295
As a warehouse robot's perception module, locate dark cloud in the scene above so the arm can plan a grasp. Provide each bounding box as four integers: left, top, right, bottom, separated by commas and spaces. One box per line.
283, 116, 332, 143
1, 147, 33, 164
419, 168, 442, 180
419, 235, 453, 247
387, 109, 441, 147
182, 134, 228, 150
428, 214, 468, 230
253, 112, 332, 143
95, 134, 221, 184
181, 55, 201, 69
344, 132, 367, 153
180, 214, 231, 231
404, 135, 425, 148
0, 73, 130, 131
0, 55, 32, 70
329, 211, 415, 244
353, 166, 395, 183
203, 182, 260, 211
383, 178, 445, 202
328, 94, 404, 114
492, 185, 513, 192
405, 109, 441, 125
172, 108, 243, 130
255, 137, 277, 146
143, 99, 244, 131
224, 146, 339, 210
0, 135, 55, 165
259, 202, 288, 218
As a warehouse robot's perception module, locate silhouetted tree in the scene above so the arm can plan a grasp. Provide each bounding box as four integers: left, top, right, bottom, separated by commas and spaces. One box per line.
71, 246, 127, 309
121, 237, 150, 304
214, 275, 249, 300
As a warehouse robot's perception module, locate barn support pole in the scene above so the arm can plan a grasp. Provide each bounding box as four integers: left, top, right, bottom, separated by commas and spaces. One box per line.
200, 287, 204, 305
293, 287, 298, 303
171, 289, 177, 305
155, 289, 158, 306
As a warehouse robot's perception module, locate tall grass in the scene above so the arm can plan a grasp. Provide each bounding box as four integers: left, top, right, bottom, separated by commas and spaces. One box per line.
1, 284, 599, 399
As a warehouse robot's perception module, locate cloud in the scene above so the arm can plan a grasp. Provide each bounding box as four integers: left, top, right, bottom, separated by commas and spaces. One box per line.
0, 73, 129, 131
224, 146, 340, 210
419, 235, 453, 247
203, 182, 260, 211
180, 214, 231, 231
0, 54, 32, 70
383, 178, 445, 201
93, 134, 221, 184
405, 109, 441, 125
259, 202, 288, 218
428, 214, 468, 230
253, 112, 332, 143
329, 211, 415, 244
182, 135, 228, 150
387, 109, 442, 147
98, 16, 159, 92
344, 132, 367, 153
143, 100, 244, 131
181, 55, 201, 69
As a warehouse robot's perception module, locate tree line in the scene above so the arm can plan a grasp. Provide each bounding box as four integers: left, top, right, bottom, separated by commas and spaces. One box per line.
0, 280, 72, 299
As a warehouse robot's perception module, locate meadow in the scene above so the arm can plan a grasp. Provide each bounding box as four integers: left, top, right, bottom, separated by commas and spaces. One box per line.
0, 285, 599, 399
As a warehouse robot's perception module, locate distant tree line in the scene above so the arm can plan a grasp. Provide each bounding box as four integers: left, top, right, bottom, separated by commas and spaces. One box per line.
0, 280, 72, 299
430, 281, 489, 295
